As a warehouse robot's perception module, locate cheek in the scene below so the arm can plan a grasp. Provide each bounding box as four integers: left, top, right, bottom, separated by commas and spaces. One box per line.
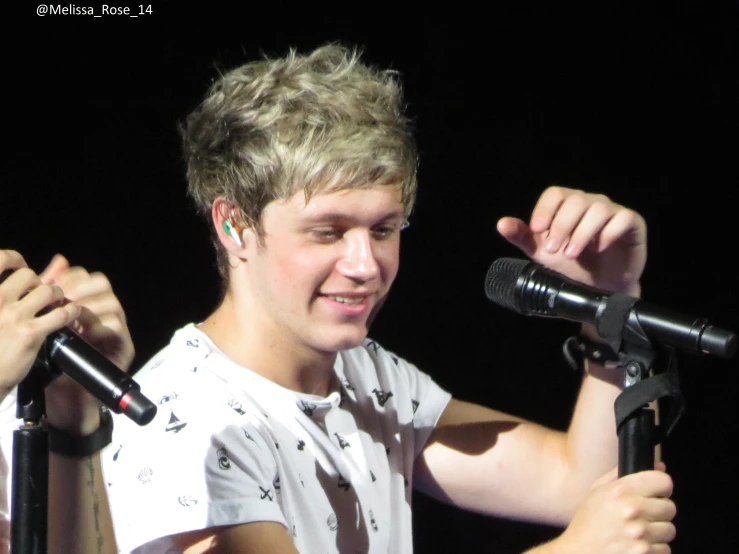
271, 250, 335, 290
377, 245, 400, 283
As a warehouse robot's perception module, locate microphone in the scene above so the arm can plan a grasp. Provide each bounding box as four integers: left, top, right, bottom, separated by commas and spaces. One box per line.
42, 328, 157, 425
484, 257, 738, 359
0, 269, 156, 425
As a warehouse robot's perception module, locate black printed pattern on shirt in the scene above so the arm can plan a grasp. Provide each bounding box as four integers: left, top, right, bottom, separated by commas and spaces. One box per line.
165, 411, 187, 434
216, 447, 231, 470
372, 389, 393, 407
259, 486, 273, 501
334, 433, 350, 449
158, 392, 178, 404
369, 510, 378, 532
228, 399, 246, 415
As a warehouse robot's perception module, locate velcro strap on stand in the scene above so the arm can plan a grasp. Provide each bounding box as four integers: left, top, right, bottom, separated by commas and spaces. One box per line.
596, 293, 639, 353
614, 349, 685, 444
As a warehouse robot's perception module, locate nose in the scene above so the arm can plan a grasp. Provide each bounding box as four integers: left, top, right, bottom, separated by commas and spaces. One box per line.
336, 229, 380, 281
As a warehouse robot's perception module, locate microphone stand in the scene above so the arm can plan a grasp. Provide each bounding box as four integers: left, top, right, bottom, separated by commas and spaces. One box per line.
594, 294, 685, 477
9, 340, 157, 554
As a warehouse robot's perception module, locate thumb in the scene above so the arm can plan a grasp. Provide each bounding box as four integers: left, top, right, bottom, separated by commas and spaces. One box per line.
496, 217, 537, 258
591, 465, 619, 490
39, 254, 70, 285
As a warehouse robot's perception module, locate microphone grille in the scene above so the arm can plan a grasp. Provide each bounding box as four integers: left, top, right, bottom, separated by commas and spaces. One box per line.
484, 257, 529, 312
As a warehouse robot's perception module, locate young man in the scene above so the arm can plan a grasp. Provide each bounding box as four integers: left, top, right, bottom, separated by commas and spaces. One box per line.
0, 249, 132, 554
103, 44, 676, 553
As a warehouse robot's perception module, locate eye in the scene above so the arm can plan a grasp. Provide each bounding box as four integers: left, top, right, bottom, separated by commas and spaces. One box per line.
371, 220, 409, 240
371, 226, 395, 239
311, 228, 343, 242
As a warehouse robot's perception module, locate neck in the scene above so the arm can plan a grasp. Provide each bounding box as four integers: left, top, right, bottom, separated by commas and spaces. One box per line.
199, 292, 338, 397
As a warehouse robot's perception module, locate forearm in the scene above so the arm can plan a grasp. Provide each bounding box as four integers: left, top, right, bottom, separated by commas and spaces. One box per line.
47, 451, 117, 554
523, 540, 560, 554
560, 324, 625, 506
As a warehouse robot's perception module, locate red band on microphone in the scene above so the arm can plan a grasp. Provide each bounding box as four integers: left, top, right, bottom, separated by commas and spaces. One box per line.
119, 393, 132, 411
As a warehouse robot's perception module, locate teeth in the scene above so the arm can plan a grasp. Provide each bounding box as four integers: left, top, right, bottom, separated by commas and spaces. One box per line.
329, 296, 364, 305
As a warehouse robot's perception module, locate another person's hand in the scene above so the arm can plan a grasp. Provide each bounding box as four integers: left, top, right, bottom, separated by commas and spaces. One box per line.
497, 186, 647, 296
40, 254, 135, 434
0, 250, 80, 398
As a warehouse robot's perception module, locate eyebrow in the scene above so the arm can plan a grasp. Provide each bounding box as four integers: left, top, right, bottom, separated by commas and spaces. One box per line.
300, 211, 405, 225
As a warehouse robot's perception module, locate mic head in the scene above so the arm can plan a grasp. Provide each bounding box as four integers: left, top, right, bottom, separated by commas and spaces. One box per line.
699, 325, 738, 359
484, 257, 531, 313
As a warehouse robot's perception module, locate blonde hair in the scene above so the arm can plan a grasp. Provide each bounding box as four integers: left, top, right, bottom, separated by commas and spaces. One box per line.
180, 43, 418, 279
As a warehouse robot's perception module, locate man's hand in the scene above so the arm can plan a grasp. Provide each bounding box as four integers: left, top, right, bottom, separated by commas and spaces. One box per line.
497, 186, 647, 295
548, 465, 677, 553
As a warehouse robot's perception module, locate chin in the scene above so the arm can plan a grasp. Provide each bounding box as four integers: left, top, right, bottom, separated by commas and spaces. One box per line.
314, 327, 369, 353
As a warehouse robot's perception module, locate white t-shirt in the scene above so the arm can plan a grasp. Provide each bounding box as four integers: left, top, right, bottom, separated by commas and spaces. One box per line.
0, 392, 16, 554
103, 324, 452, 553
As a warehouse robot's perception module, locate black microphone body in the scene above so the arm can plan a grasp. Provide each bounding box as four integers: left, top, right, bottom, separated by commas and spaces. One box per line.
44, 328, 156, 425
485, 258, 737, 359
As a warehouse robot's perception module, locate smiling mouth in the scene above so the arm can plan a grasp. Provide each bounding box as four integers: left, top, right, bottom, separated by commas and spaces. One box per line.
326, 295, 366, 306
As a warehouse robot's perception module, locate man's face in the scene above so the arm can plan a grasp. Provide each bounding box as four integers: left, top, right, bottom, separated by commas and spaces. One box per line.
242, 185, 405, 355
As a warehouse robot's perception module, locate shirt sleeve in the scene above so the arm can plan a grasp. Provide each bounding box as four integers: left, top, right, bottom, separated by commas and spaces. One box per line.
103, 357, 288, 553
364, 341, 452, 459
205, 421, 287, 529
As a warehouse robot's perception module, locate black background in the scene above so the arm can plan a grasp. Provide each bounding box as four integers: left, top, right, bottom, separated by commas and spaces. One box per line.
2, 2, 737, 551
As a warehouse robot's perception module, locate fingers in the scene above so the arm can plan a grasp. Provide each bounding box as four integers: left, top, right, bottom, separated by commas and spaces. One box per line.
530, 186, 621, 258
0, 267, 43, 306
496, 217, 537, 258
594, 208, 647, 253
49, 266, 126, 319
45, 263, 135, 371
624, 470, 674, 499
39, 253, 71, 284
0, 250, 28, 274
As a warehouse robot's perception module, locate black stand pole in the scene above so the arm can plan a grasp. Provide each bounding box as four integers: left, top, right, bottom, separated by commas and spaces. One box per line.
617, 356, 657, 476
9, 342, 158, 554
614, 345, 684, 477
11, 361, 53, 554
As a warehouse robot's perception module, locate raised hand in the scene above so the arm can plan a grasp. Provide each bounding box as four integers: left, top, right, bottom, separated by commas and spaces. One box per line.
497, 186, 647, 295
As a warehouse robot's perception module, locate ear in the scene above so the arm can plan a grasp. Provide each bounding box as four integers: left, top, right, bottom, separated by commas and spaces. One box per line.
212, 198, 249, 258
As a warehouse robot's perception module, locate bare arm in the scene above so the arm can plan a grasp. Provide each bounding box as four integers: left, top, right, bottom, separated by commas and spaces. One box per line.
42, 255, 134, 554
48, 450, 116, 554
169, 522, 300, 554
414, 353, 623, 525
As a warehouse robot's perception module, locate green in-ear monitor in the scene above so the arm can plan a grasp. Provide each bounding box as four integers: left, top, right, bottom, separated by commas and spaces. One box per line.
223, 219, 243, 247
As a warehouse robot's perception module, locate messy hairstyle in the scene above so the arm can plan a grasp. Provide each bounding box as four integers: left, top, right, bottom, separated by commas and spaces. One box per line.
180, 43, 418, 280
